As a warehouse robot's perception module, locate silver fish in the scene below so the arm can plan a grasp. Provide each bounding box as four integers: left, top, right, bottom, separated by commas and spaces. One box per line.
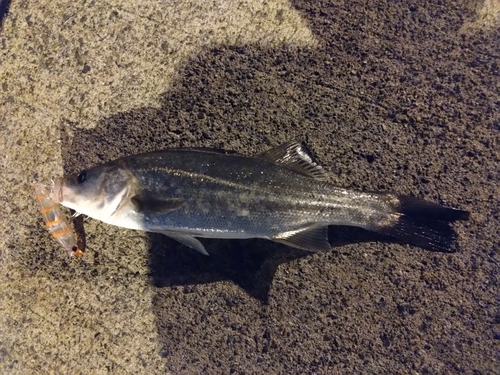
52, 141, 469, 255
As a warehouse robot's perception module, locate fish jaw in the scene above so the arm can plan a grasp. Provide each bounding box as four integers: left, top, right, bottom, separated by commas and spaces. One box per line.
51, 177, 74, 205
51, 176, 100, 218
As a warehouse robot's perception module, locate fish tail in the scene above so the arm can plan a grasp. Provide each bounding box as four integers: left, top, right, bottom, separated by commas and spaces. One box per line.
374, 195, 470, 252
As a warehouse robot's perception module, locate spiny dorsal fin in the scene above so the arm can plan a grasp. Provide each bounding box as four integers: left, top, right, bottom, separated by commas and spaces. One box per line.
257, 141, 328, 181
273, 225, 331, 252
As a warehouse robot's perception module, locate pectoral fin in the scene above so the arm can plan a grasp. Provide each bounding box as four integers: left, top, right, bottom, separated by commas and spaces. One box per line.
273, 225, 331, 252
156, 230, 209, 256
130, 196, 185, 215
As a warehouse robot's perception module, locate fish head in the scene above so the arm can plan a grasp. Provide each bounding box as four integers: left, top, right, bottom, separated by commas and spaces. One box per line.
52, 163, 133, 220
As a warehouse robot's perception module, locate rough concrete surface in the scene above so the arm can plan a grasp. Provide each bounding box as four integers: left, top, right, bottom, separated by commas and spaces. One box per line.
0, 0, 499, 374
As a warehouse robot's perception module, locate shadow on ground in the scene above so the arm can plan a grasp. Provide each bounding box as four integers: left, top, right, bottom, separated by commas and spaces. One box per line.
148, 226, 387, 302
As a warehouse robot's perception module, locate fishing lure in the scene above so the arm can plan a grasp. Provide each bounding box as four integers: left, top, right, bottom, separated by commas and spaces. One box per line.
33, 182, 83, 257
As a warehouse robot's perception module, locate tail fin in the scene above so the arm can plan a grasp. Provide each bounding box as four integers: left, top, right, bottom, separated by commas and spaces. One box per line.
376, 195, 469, 252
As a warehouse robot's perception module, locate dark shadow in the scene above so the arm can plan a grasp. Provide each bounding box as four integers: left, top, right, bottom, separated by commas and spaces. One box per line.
148, 236, 298, 303
0, 0, 11, 31
147, 226, 387, 302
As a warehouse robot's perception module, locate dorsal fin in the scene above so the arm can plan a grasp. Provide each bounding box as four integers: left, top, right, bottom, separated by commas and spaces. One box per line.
257, 141, 328, 180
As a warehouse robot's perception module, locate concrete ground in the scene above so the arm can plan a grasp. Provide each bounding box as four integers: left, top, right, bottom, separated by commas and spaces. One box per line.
1, 0, 499, 373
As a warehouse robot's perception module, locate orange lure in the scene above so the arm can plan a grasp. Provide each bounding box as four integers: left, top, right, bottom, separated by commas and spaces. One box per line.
34, 183, 84, 257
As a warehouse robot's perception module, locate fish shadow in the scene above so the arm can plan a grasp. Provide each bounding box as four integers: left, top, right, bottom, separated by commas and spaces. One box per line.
147, 226, 387, 303
0, 0, 11, 31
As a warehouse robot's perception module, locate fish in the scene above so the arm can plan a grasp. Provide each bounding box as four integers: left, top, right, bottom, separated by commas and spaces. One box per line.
51, 141, 469, 255
34, 182, 84, 257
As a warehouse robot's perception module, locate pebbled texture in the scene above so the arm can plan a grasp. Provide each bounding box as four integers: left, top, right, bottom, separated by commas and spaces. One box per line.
1, 0, 498, 374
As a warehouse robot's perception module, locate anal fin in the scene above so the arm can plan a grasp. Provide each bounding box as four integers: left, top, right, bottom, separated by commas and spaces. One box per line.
273, 225, 331, 252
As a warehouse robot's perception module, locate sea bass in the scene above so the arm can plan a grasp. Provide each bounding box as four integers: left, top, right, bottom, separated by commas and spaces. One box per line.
52, 141, 469, 255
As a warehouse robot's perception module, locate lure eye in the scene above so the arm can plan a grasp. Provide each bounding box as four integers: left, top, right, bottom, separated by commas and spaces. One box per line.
76, 170, 87, 184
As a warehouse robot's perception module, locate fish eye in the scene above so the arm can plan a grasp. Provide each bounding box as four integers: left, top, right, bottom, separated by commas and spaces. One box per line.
76, 170, 87, 184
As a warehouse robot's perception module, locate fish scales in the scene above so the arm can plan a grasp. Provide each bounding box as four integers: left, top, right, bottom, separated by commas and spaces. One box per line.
51, 141, 469, 255
118, 150, 390, 236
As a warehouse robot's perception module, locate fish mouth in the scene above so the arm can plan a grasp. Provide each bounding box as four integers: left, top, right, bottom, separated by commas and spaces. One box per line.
51, 178, 66, 203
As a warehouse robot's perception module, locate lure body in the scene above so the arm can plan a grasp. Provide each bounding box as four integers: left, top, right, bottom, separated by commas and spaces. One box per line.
34, 183, 83, 257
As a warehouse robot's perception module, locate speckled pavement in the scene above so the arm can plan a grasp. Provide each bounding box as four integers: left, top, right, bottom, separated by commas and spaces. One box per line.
1, 1, 499, 373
